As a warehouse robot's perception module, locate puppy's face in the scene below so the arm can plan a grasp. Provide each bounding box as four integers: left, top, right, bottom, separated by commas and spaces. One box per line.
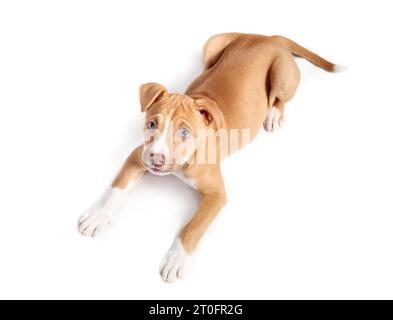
139, 83, 224, 175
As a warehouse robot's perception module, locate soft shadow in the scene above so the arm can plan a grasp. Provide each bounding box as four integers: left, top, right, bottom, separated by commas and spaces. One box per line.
128, 172, 199, 228
170, 50, 204, 93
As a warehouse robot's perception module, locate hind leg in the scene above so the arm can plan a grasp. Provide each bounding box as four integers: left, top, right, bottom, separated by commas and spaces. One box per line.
264, 100, 285, 132
203, 33, 240, 70
264, 52, 300, 132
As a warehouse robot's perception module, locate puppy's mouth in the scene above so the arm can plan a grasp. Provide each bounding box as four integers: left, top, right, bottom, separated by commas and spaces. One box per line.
145, 164, 174, 176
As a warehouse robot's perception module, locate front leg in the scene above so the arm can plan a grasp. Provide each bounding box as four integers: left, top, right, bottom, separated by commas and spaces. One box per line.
78, 145, 146, 236
160, 166, 227, 282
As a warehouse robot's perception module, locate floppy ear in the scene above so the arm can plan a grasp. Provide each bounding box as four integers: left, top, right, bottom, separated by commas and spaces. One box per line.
194, 98, 225, 130
139, 82, 168, 112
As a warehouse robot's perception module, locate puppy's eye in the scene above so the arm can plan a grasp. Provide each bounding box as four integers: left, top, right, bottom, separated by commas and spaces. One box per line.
177, 128, 191, 139
147, 120, 157, 130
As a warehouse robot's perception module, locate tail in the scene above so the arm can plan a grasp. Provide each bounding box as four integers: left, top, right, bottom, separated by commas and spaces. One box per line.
270, 35, 343, 72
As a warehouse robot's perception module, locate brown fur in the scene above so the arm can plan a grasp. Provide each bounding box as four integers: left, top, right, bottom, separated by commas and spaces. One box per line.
112, 33, 338, 254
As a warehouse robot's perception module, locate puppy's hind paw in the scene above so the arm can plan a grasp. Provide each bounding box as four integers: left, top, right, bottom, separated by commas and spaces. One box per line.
264, 107, 283, 132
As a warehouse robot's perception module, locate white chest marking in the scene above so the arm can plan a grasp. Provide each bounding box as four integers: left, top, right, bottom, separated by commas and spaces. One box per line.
174, 171, 198, 189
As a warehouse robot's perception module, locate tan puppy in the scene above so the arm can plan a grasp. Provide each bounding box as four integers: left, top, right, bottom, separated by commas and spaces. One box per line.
78, 33, 339, 282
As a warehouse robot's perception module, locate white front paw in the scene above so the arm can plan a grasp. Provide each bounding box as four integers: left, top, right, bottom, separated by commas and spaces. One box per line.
159, 238, 190, 283
78, 188, 126, 237
264, 106, 283, 132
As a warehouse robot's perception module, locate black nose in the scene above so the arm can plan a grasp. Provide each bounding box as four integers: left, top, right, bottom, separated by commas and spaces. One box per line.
150, 152, 166, 167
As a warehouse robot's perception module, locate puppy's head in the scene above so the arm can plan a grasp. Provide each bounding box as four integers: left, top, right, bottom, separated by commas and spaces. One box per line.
139, 82, 225, 175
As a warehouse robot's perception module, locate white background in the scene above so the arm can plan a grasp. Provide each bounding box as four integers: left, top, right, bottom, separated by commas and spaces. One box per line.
0, 0, 392, 299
